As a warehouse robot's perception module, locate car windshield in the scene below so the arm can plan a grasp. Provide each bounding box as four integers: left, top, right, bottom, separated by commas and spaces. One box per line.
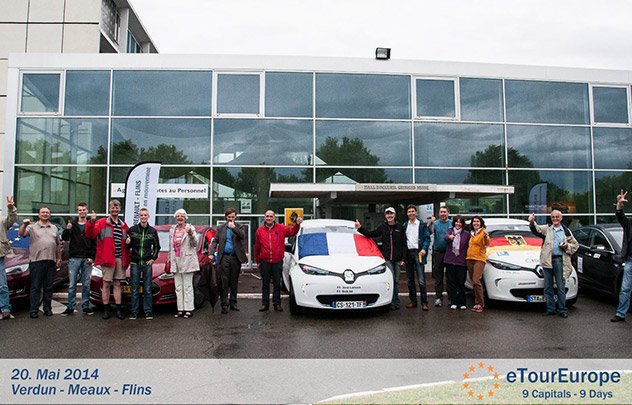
487, 229, 543, 253
486, 224, 531, 232
605, 229, 623, 251
158, 230, 201, 252
302, 226, 356, 235
297, 231, 381, 260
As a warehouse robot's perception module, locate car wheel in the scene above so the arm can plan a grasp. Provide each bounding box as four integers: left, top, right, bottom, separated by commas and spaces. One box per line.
566, 295, 578, 307
289, 285, 303, 315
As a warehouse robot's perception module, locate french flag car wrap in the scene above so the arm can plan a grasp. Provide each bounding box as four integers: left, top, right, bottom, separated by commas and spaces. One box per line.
298, 232, 383, 260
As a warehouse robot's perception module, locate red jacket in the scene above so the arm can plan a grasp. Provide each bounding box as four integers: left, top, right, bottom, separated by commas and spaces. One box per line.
255, 222, 300, 264
85, 217, 131, 268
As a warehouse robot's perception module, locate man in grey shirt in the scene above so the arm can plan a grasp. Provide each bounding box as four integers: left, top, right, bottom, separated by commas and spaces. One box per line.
19, 206, 61, 318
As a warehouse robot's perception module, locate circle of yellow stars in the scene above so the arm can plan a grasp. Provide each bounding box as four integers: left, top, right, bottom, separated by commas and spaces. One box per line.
462, 361, 500, 401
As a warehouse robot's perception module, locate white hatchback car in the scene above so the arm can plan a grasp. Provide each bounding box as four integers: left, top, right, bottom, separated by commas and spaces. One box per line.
465, 218, 578, 305
282, 219, 393, 314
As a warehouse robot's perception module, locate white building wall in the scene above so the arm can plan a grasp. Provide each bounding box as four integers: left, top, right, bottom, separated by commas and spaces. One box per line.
0, 0, 157, 213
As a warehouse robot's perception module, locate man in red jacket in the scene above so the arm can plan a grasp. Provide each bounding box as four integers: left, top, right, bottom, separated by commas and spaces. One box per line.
255, 210, 302, 312
85, 199, 131, 320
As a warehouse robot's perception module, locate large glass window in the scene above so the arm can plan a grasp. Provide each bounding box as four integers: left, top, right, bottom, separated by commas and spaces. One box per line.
593, 87, 629, 124
16, 118, 109, 164
415, 169, 506, 214
507, 125, 591, 169
213, 167, 312, 215
65, 71, 111, 116
316, 73, 410, 119
415, 78, 455, 118
217, 74, 260, 114
15, 166, 107, 214
316, 168, 412, 184
111, 118, 211, 164
505, 80, 589, 124
508, 170, 593, 214
111, 166, 210, 218
593, 127, 632, 169
415, 169, 505, 185
459, 78, 503, 122
21, 73, 60, 113
316, 121, 411, 166
265, 72, 313, 117
595, 171, 632, 213
112, 71, 212, 116
414, 122, 504, 167
213, 119, 312, 165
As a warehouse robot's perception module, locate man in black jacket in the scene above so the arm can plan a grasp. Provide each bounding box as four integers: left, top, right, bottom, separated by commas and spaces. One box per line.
61, 202, 96, 316
612, 190, 632, 322
210, 208, 247, 314
125, 208, 160, 320
355, 207, 407, 310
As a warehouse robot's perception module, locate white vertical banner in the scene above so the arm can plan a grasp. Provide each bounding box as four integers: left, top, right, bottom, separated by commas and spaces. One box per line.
124, 161, 161, 226
529, 182, 548, 225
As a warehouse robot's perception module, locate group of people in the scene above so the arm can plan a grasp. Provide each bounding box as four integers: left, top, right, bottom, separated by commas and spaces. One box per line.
2, 190, 632, 323
354, 205, 491, 312
0, 195, 302, 320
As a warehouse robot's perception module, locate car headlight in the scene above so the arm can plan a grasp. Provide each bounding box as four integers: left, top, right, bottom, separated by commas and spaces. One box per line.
366, 264, 386, 275
488, 259, 530, 271
158, 272, 174, 279
91, 267, 103, 278
5, 264, 28, 276
299, 264, 330, 276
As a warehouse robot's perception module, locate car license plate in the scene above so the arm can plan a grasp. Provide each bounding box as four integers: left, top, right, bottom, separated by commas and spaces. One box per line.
121, 286, 142, 293
333, 301, 366, 309
526, 295, 555, 303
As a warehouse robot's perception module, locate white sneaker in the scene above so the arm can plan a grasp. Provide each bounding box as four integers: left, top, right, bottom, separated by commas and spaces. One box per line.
434, 298, 442, 307
450, 305, 457, 310
460, 306, 467, 310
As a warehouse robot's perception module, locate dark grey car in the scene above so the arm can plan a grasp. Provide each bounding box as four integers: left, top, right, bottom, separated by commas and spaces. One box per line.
572, 224, 625, 297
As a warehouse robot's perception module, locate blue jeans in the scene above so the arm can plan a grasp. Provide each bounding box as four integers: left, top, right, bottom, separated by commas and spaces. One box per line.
615, 256, 632, 318
385, 260, 400, 306
130, 264, 153, 314
29, 260, 55, 314
0, 257, 10, 313
67, 258, 92, 310
405, 252, 427, 305
543, 256, 567, 314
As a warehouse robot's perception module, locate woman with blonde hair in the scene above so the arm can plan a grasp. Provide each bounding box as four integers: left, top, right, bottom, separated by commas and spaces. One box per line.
466, 216, 489, 313
169, 209, 199, 319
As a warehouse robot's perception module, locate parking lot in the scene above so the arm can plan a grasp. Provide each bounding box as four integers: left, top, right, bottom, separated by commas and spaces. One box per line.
2, 273, 630, 359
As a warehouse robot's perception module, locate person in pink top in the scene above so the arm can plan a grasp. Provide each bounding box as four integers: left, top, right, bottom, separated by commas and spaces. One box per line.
169, 209, 199, 319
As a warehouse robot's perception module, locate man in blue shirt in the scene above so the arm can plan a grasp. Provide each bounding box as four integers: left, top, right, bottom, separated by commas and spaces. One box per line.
210, 208, 247, 314
429, 206, 452, 307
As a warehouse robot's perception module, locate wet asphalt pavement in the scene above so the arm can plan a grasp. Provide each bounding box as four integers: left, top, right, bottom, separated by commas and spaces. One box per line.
1, 285, 629, 359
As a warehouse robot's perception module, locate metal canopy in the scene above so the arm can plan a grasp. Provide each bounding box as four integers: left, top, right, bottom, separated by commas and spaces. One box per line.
269, 183, 514, 205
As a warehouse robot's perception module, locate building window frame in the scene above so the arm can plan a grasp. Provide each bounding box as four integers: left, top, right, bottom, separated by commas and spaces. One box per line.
590, 84, 630, 127
213, 71, 264, 117
413, 76, 459, 120
18, 71, 64, 116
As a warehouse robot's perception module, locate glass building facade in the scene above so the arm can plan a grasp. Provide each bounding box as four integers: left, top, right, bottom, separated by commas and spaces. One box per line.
5, 55, 632, 231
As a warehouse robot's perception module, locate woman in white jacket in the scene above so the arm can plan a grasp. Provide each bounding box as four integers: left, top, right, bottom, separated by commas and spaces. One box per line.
169, 209, 199, 319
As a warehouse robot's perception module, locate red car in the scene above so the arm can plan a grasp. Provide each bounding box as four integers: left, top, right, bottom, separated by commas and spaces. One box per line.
6, 224, 70, 299
89, 225, 215, 306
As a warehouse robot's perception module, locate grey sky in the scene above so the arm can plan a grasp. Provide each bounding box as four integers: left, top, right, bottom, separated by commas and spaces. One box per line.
130, 0, 632, 70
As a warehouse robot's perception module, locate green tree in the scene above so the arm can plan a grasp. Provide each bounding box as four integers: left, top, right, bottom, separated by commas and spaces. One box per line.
315, 137, 388, 183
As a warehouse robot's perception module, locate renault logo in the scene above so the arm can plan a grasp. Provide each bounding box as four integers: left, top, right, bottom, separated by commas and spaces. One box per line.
536, 265, 543, 277
343, 269, 355, 283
